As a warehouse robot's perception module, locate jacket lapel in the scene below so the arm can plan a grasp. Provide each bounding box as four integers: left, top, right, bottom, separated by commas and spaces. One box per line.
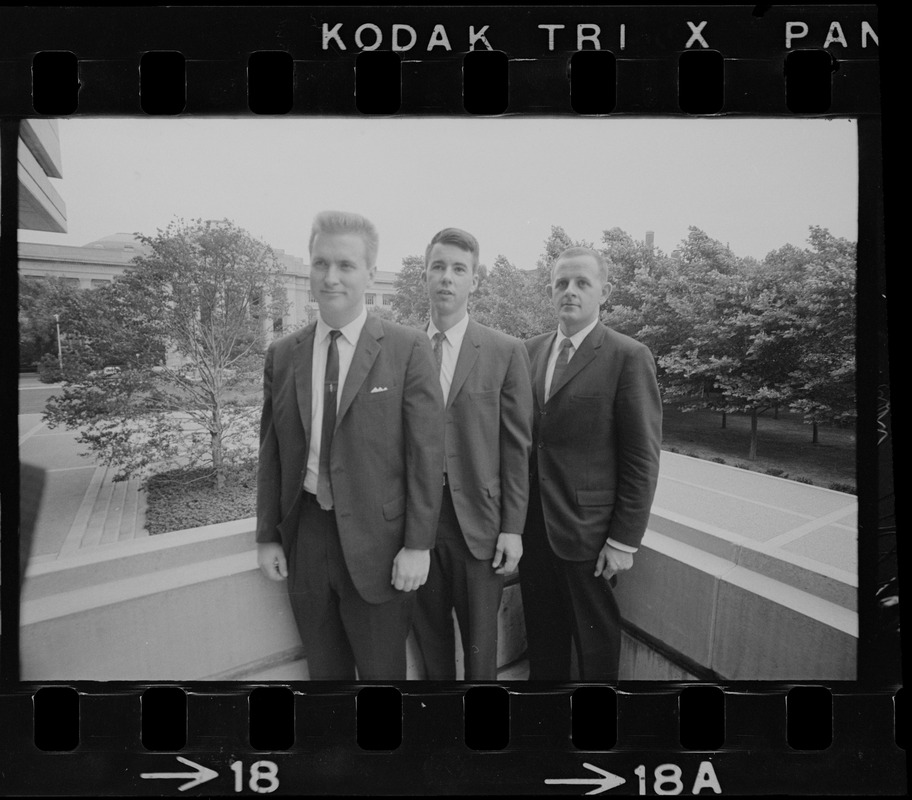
447, 319, 480, 409
336, 313, 383, 425
547, 324, 606, 402
532, 332, 556, 410
292, 324, 316, 438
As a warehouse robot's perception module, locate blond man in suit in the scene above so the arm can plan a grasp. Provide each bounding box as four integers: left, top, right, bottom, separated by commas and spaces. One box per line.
257, 210, 445, 680
411, 228, 533, 680
522, 246, 662, 681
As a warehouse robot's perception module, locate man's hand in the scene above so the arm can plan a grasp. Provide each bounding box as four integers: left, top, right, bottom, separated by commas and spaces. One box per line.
594, 542, 634, 582
492, 533, 523, 575
258, 542, 288, 581
391, 547, 430, 592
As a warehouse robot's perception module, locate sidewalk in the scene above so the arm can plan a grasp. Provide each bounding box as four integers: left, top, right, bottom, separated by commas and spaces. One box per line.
19, 402, 148, 563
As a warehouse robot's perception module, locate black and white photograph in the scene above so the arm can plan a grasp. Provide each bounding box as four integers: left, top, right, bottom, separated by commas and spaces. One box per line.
15, 116, 863, 683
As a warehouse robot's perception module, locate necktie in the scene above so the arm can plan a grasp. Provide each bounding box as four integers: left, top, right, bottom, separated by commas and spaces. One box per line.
433, 331, 447, 374
433, 331, 448, 484
547, 337, 573, 401
316, 330, 341, 510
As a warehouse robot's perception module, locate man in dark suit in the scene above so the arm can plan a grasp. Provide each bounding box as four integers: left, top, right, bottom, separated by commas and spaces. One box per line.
411, 228, 533, 680
522, 246, 662, 681
256, 210, 445, 680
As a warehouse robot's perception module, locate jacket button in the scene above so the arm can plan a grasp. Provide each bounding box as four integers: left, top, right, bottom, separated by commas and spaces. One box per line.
537, 442, 544, 449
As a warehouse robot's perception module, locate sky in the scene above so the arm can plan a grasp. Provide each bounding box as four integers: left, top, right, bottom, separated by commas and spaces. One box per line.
21, 117, 859, 271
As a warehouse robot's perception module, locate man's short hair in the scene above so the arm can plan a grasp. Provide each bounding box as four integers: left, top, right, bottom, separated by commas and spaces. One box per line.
552, 246, 609, 283
425, 227, 480, 272
309, 210, 379, 267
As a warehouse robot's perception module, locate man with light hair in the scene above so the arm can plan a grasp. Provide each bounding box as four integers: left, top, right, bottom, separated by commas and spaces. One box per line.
256, 210, 445, 680
411, 227, 533, 680
521, 244, 662, 681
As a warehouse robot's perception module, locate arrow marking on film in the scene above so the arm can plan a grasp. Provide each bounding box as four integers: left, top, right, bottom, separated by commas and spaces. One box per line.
545, 762, 626, 795
140, 756, 219, 791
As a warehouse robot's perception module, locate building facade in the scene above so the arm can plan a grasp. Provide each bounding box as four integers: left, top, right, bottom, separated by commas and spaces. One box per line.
18, 233, 400, 332
18, 119, 66, 233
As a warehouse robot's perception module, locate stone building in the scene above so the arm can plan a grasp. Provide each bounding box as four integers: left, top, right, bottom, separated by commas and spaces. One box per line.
18, 233, 400, 332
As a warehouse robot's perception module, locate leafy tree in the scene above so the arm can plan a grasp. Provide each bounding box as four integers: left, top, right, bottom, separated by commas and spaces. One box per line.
18, 275, 85, 373
472, 255, 551, 339
391, 254, 429, 328
601, 227, 674, 340
45, 219, 288, 489
641, 228, 785, 459
770, 227, 856, 438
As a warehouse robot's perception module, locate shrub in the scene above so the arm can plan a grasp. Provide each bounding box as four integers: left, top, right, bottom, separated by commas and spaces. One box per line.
764, 468, 785, 477
711, 456, 726, 464
37, 353, 62, 384
827, 482, 857, 495
794, 476, 814, 485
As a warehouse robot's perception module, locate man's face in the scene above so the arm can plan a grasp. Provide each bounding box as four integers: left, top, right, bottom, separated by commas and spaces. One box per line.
547, 253, 611, 336
423, 242, 479, 324
309, 232, 375, 327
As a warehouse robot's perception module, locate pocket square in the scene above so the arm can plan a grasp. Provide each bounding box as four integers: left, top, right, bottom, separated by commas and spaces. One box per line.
370, 386, 388, 393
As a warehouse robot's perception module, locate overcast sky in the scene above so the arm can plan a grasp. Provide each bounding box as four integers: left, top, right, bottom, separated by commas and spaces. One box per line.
21, 117, 858, 271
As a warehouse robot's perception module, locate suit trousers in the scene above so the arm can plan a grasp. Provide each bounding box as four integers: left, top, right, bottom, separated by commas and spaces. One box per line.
287, 492, 416, 680
520, 486, 622, 682
412, 484, 505, 680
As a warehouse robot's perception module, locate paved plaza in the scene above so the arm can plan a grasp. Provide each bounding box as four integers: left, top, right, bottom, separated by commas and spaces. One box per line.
18, 376, 148, 564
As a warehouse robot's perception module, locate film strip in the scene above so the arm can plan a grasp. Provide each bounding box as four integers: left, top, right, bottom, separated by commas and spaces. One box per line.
0, 4, 904, 796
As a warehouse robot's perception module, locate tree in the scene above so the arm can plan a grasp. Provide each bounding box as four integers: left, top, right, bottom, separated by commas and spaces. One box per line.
391, 254, 429, 328
45, 219, 288, 489
18, 275, 85, 373
645, 228, 785, 459
472, 255, 552, 339
767, 227, 856, 439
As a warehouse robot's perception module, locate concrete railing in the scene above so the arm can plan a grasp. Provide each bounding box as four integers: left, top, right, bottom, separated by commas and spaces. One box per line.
20, 454, 857, 682
616, 455, 858, 681
19, 518, 527, 681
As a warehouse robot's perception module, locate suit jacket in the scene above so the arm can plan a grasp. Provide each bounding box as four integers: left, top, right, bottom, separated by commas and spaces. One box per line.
525, 323, 662, 560
440, 319, 534, 559
256, 313, 446, 604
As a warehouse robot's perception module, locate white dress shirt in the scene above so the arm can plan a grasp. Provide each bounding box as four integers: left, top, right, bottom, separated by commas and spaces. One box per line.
544, 317, 637, 555
303, 307, 368, 495
427, 312, 470, 403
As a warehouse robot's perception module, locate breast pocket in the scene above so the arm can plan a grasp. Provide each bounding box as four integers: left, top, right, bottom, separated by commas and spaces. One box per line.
362, 383, 400, 403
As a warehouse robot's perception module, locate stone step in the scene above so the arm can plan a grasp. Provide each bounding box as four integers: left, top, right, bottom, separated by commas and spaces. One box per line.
58, 465, 107, 558
117, 479, 141, 541
100, 479, 127, 545
81, 470, 116, 549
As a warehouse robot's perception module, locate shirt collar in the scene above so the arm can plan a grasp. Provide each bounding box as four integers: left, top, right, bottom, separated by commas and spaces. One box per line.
428, 312, 470, 350
317, 306, 368, 348
557, 317, 599, 351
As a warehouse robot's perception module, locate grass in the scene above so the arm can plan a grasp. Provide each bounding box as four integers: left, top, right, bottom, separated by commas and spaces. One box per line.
661, 405, 855, 491
144, 404, 857, 534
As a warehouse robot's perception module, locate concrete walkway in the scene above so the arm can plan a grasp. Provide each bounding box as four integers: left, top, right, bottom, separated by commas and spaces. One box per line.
18, 378, 148, 563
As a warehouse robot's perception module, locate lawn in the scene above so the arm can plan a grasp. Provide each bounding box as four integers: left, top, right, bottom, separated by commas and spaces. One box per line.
661, 405, 855, 491
145, 404, 856, 534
